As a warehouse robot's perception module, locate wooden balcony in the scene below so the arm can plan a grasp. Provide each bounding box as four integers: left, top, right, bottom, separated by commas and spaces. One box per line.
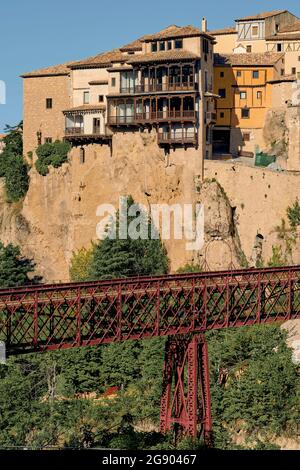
158, 131, 198, 146
135, 110, 197, 123
119, 82, 197, 95
108, 116, 136, 126
64, 127, 111, 145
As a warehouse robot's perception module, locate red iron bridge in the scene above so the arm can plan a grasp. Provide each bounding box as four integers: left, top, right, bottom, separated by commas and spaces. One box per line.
0, 265, 299, 443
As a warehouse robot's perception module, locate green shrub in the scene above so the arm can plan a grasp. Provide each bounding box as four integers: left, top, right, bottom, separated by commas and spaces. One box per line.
35, 140, 71, 175
287, 198, 300, 229
0, 150, 29, 202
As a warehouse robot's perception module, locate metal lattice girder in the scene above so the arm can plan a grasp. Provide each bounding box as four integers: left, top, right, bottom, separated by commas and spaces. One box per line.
160, 334, 212, 443
0, 266, 299, 355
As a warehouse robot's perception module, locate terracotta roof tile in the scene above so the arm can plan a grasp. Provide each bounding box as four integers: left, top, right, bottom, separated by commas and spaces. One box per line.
22, 62, 72, 77
141, 24, 213, 41
128, 49, 199, 64
120, 38, 143, 52
209, 26, 236, 35
63, 104, 106, 113
236, 10, 287, 22
266, 32, 300, 41
70, 49, 126, 68
214, 52, 284, 66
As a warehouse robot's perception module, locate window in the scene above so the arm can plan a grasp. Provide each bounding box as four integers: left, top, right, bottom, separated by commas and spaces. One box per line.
243, 133, 250, 142
159, 41, 165, 51
257, 91, 262, 99
80, 147, 85, 164
83, 91, 90, 104
241, 108, 250, 119
240, 91, 247, 99
203, 39, 209, 54
252, 26, 259, 36
174, 39, 183, 49
151, 42, 157, 52
275, 23, 279, 33
220, 112, 225, 118
292, 67, 296, 75
167, 41, 172, 50
277, 43, 282, 52
237, 70, 242, 77
252, 71, 259, 79
298, 56, 300, 61
281, 69, 285, 76
218, 88, 226, 98
111, 77, 116, 87
46, 98, 52, 109
45, 137, 52, 143
98, 95, 104, 102
220, 71, 224, 78
246, 45, 252, 53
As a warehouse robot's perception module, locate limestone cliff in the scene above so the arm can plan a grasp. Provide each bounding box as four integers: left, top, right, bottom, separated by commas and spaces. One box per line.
0, 131, 299, 282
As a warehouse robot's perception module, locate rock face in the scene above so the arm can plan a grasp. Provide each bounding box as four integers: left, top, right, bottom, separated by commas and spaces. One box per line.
0, 131, 300, 282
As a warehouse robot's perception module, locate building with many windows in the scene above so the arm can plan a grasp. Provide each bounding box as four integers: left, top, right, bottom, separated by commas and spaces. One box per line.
213, 52, 285, 157
22, 22, 216, 177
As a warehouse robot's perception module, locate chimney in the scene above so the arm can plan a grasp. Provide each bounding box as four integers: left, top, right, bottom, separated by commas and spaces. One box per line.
202, 17, 207, 33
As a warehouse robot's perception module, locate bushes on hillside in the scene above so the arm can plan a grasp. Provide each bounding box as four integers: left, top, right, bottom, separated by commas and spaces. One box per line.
35, 141, 71, 176
0, 122, 29, 202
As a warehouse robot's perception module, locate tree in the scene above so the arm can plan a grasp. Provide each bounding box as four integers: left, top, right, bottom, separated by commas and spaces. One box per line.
88, 196, 169, 280
0, 242, 35, 287
2, 121, 23, 155
69, 245, 96, 282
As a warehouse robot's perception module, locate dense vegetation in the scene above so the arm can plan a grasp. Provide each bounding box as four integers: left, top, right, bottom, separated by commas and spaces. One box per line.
0, 122, 29, 202
35, 141, 71, 176
0, 198, 299, 449
0, 242, 35, 288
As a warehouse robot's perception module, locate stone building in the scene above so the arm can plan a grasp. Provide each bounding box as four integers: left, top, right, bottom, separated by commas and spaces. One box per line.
22, 22, 216, 178
210, 9, 300, 74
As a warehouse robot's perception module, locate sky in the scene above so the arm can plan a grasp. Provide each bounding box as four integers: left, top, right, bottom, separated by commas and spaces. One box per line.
0, 0, 300, 133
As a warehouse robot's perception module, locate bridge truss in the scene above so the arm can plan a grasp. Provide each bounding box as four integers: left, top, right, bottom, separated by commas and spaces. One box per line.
0, 266, 299, 443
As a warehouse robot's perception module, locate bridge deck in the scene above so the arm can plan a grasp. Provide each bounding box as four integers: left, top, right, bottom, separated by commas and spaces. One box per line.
0, 266, 299, 355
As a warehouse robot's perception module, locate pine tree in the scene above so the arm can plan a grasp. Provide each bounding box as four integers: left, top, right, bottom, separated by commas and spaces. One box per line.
0, 242, 35, 287
89, 195, 169, 280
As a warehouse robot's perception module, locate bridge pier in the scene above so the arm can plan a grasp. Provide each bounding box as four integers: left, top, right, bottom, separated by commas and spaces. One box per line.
160, 334, 213, 445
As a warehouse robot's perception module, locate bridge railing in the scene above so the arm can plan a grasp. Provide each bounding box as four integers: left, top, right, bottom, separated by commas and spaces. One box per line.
0, 266, 299, 355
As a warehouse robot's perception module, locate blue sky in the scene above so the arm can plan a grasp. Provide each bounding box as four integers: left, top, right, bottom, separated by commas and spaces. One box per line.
0, 0, 300, 132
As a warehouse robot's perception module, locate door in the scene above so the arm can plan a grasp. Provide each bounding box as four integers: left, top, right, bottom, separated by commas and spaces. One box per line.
93, 118, 101, 134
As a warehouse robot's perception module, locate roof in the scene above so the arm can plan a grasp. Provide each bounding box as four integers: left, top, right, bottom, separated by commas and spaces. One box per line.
268, 74, 297, 84
214, 52, 285, 67
63, 104, 106, 113
119, 38, 143, 52
69, 49, 125, 68
141, 24, 214, 41
22, 62, 72, 78
128, 49, 199, 64
235, 10, 287, 22
209, 26, 236, 36
88, 80, 109, 85
266, 32, 300, 41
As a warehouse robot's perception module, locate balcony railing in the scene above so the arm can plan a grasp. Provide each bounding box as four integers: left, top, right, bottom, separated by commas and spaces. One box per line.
65, 127, 84, 135
108, 116, 136, 125
158, 132, 198, 145
119, 82, 196, 94
135, 110, 196, 121
65, 127, 103, 136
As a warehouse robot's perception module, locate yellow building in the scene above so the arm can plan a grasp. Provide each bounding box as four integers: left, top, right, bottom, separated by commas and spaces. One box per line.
213, 52, 284, 156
